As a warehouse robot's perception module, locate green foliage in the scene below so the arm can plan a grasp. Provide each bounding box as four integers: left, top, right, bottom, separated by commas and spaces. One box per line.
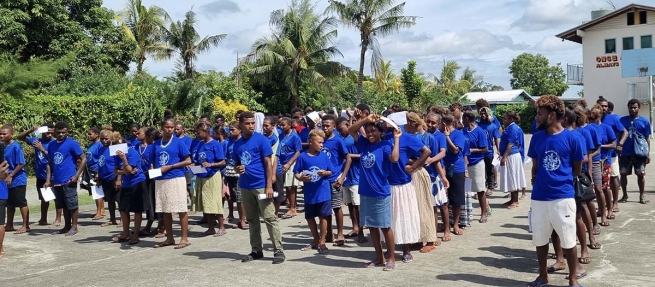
0, 54, 63, 96
509, 53, 569, 97
47, 69, 130, 96
493, 104, 537, 133
400, 61, 422, 104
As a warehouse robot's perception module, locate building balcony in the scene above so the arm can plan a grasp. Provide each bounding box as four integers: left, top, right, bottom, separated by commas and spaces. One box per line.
566, 64, 583, 85
627, 80, 654, 103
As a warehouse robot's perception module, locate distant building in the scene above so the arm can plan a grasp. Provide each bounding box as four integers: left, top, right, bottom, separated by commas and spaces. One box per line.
556, 3, 655, 118
461, 89, 535, 110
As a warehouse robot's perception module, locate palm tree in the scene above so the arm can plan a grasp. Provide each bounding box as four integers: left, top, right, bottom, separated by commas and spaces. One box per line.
118, 0, 171, 73
162, 10, 226, 79
429, 60, 471, 96
246, 0, 343, 108
460, 67, 485, 92
326, 0, 417, 104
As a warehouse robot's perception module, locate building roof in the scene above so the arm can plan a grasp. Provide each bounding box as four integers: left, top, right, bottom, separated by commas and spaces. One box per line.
462, 89, 534, 105
556, 3, 655, 44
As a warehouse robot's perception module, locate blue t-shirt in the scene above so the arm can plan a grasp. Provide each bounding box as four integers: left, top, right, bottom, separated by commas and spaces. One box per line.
151, 137, 191, 180
232, 133, 273, 189
299, 128, 310, 152
116, 150, 146, 188
193, 140, 225, 178
4, 141, 27, 188
226, 137, 239, 167
278, 132, 302, 165
322, 135, 348, 182
47, 138, 83, 185
27, 137, 52, 180
179, 135, 193, 152
500, 123, 521, 156
342, 134, 360, 186
600, 123, 617, 163
416, 132, 439, 180
219, 140, 229, 175
356, 135, 392, 198
531, 118, 539, 134
266, 133, 278, 147
0, 181, 7, 200
518, 128, 526, 162
187, 138, 201, 174
443, 129, 467, 173
86, 141, 102, 173
603, 114, 625, 158
388, 133, 424, 185
588, 123, 605, 162
125, 136, 136, 146
529, 129, 585, 201
293, 152, 334, 204
97, 146, 117, 182
463, 125, 488, 166
136, 144, 154, 175
432, 130, 447, 167
477, 121, 500, 158
620, 115, 652, 157
130, 139, 142, 149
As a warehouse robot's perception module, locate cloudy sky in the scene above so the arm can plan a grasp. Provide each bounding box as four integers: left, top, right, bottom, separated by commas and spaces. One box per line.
103, 0, 633, 97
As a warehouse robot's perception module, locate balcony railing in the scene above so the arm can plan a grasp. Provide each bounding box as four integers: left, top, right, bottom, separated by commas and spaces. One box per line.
566, 64, 583, 85
627, 80, 654, 102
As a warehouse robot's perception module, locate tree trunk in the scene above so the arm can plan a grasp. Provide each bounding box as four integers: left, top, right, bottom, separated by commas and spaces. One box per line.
137, 55, 145, 73
185, 59, 193, 80
292, 70, 299, 108
357, 42, 367, 105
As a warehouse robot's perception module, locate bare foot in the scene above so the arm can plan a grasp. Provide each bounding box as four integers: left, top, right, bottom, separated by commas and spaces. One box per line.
453, 227, 464, 236
442, 232, 452, 242
14, 227, 30, 234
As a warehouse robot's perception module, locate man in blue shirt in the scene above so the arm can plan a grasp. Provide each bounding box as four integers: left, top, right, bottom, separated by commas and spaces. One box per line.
1, 161, 10, 258
45, 122, 87, 236
233, 112, 285, 264
597, 98, 628, 211
0, 125, 29, 234
18, 124, 62, 226
618, 99, 651, 204
528, 95, 584, 287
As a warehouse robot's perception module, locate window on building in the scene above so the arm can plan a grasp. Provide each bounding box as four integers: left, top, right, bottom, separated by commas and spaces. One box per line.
642, 35, 653, 49
605, 39, 616, 53
627, 12, 635, 25
623, 37, 634, 50
639, 11, 647, 24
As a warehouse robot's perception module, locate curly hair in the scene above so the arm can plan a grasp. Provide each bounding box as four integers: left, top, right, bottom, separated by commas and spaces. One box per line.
449, 102, 462, 111
309, 129, 325, 140
536, 94, 565, 120
475, 98, 490, 109
589, 104, 603, 121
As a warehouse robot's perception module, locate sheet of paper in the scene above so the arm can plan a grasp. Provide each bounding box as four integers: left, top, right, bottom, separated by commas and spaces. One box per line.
148, 168, 162, 178
524, 157, 532, 164
492, 154, 500, 167
35, 126, 49, 135
387, 111, 408, 126
109, 143, 129, 156
332, 107, 338, 116
307, 111, 321, 124
190, 165, 208, 174
40, 187, 56, 202
340, 110, 350, 119
91, 185, 105, 200
258, 192, 279, 200
380, 116, 400, 130
464, 178, 472, 192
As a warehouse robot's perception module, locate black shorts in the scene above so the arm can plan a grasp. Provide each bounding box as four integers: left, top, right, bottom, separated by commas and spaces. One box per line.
119, 180, 150, 213
101, 177, 119, 203
619, 156, 646, 175
483, 156, 495, 189
225, 176, 241, 203
54, 183, 78, 210
8, 185, 28, 207
274, 173, 286, 203
447, 172, 466, 206
36, 178, 47, 201
0, 199, 6, 225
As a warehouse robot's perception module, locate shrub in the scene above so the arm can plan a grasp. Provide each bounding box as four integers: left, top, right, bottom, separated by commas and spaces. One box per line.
213, 97, 248, 122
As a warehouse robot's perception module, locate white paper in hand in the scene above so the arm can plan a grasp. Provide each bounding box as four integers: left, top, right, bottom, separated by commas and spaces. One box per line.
525, 157, 533, 164
190, 165, 207, 174
492, 154, 500, 167
380, 116, 400, 130
109, 143, 129, 156
387, 111, 408, 126
40, 187, 56, 202
91, 185, 105, 200
35, 126, 49, 135
258, 192, 279, 200
148, 168, 162, 178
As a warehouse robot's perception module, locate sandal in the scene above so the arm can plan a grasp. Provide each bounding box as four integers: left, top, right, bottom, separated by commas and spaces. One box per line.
154, 232, 166, 238
383, 263, 397, 271
198, 231, 215, 237
579, 256, 591, 264
65, 230, 78, 236
618, 195, 628, 203
588, 242, 602, 249
112, 236, 129, 243
317, 245, 329, 254
92, 215, 105, 220
607, 214, 616, 219
639, 198, 650, 204
547, 264, 565, 273
528, 280, 548, 287
485, 190, 493, 196
402, 254, 413, 263
592, 225, 601, 235
154, 241, 175, 248
333, 239, 345, 246
364, 260, 385, 268
236, 222, 249, 230
213, 230, 227, 237
600, 221, 610, 227
565, 271, 587, 280
419, 245, 436, 253
129, 238, 140, 245
138, 229, 152, 237
479, 217, 488, 223
174, 242, 192, 249
301, 244, 317, 251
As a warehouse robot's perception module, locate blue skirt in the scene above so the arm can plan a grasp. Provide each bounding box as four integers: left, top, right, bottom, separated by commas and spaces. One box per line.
360, 195, 392, 228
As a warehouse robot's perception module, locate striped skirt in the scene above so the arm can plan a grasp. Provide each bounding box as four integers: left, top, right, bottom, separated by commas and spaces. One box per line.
412, 168, 438, 243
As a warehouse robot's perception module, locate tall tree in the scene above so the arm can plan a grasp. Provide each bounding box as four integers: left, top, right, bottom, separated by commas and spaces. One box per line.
509, 53, 568, 97
373, 60, 401, 94
327, 0, 417, 104
118, 0, 171, 73
430, 60, 471, 96
163, 10, 226, 79
400, 60, 422, 103
247, 0, 343, 108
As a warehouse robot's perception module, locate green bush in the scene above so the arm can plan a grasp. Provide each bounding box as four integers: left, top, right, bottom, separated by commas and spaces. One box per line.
492, 104, 537, 133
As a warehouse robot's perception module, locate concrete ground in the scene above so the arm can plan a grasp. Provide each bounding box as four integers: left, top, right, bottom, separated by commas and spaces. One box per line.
2, 136, 654, 287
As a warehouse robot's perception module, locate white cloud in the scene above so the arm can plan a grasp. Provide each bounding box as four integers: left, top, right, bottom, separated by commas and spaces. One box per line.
510, 0, 626, 31
221, 23, 271, 54
533, 35, 580, 51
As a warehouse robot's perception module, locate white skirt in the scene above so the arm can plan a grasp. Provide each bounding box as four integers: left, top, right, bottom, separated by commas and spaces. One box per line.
499, 153, 526, 193
390, 182, 421, 245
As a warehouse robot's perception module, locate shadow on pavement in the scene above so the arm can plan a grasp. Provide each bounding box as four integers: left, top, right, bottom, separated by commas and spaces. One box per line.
436, 273, 529, 287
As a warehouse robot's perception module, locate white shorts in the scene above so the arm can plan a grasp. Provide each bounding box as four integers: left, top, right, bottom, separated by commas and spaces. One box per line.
531, 198, 577, 249
611, 156, 620, 177
468, 161, 486, 193
283, 163, 303, 188
343, 185, 360, 206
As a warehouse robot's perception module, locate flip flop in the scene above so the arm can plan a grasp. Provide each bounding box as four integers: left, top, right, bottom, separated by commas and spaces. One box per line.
154, 241, 175, 248
317, 245, 329, 254
639, 198, 650, 204
357, 237, 368, 243
565, 271, 587, 280
600, 221, 610, 226
588, 242, 602, 249
92, 215, 105, 220
419, 245, 436, 253
383, 263, 397, 271
52, 229, 68, 235
301, 244, 317, 251
364, 260, 385, 268
607, 214, 616, 219
138, 229, 152, 237
479, 217, 488, 223
344, 232, 359, 238
14, 228, 30, 234
49, 222, 62, 228
198, 231, 215, 237
113, 236, 129, 243
592, 226, 601, 235
174, 242, 192, 249
579, 257, 591, 264
333, 239, 345, 246
281, 214, 296, 219
154, 232, 167, 238
213, 230, 227, 237
402, 254, 413, 263
528, 280, 548, 287
129, 238, 140, 245
618, 196, 628, 203
65, 230, 78, 236
547, 264, 566, 273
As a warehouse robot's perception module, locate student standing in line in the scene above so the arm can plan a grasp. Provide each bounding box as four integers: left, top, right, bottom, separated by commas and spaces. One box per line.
263, 116, 286, 216
233, 112, 285, 264
0, 125, 29, 234
1, 161, 10, 258
588, 106, 611, 227
499, 112, 526, 210
17, 124, 61, 226
126, 123, 141, 147
441, 115, 467, 237
593, 103, 617, 221
278, 117, 303, 219
45, 121, 87, 236
618, 99, 651, 204
225, 121, 247, 229
597, 98, 628, 211
85, 127, 105, 221
294, 129, 334, 254
425, 113, 451, 242
138, 128, 161, 237
348, 113, 400, 271
96, 130, 121, 227
193, 122, 227, 237
321, 115, 351, 246
462, 112, 491, 223
476, 107, 500, 197
113, 145, 150, 245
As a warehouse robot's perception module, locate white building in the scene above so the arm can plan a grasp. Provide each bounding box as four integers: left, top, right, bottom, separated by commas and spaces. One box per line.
556, 3, 655, 118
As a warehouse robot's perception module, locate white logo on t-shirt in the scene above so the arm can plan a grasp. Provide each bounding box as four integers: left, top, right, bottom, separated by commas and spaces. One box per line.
54, 152, 64, 165
240, 151, 252, 165
38, 151, 45, 160
362, 152, 376, 169
542, 150, 561, 172
198, 152, 207, 163
159, 151, 170, 166
99, 155, 106, 167
308, 166, 321, 182
320, 147, 332, 158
